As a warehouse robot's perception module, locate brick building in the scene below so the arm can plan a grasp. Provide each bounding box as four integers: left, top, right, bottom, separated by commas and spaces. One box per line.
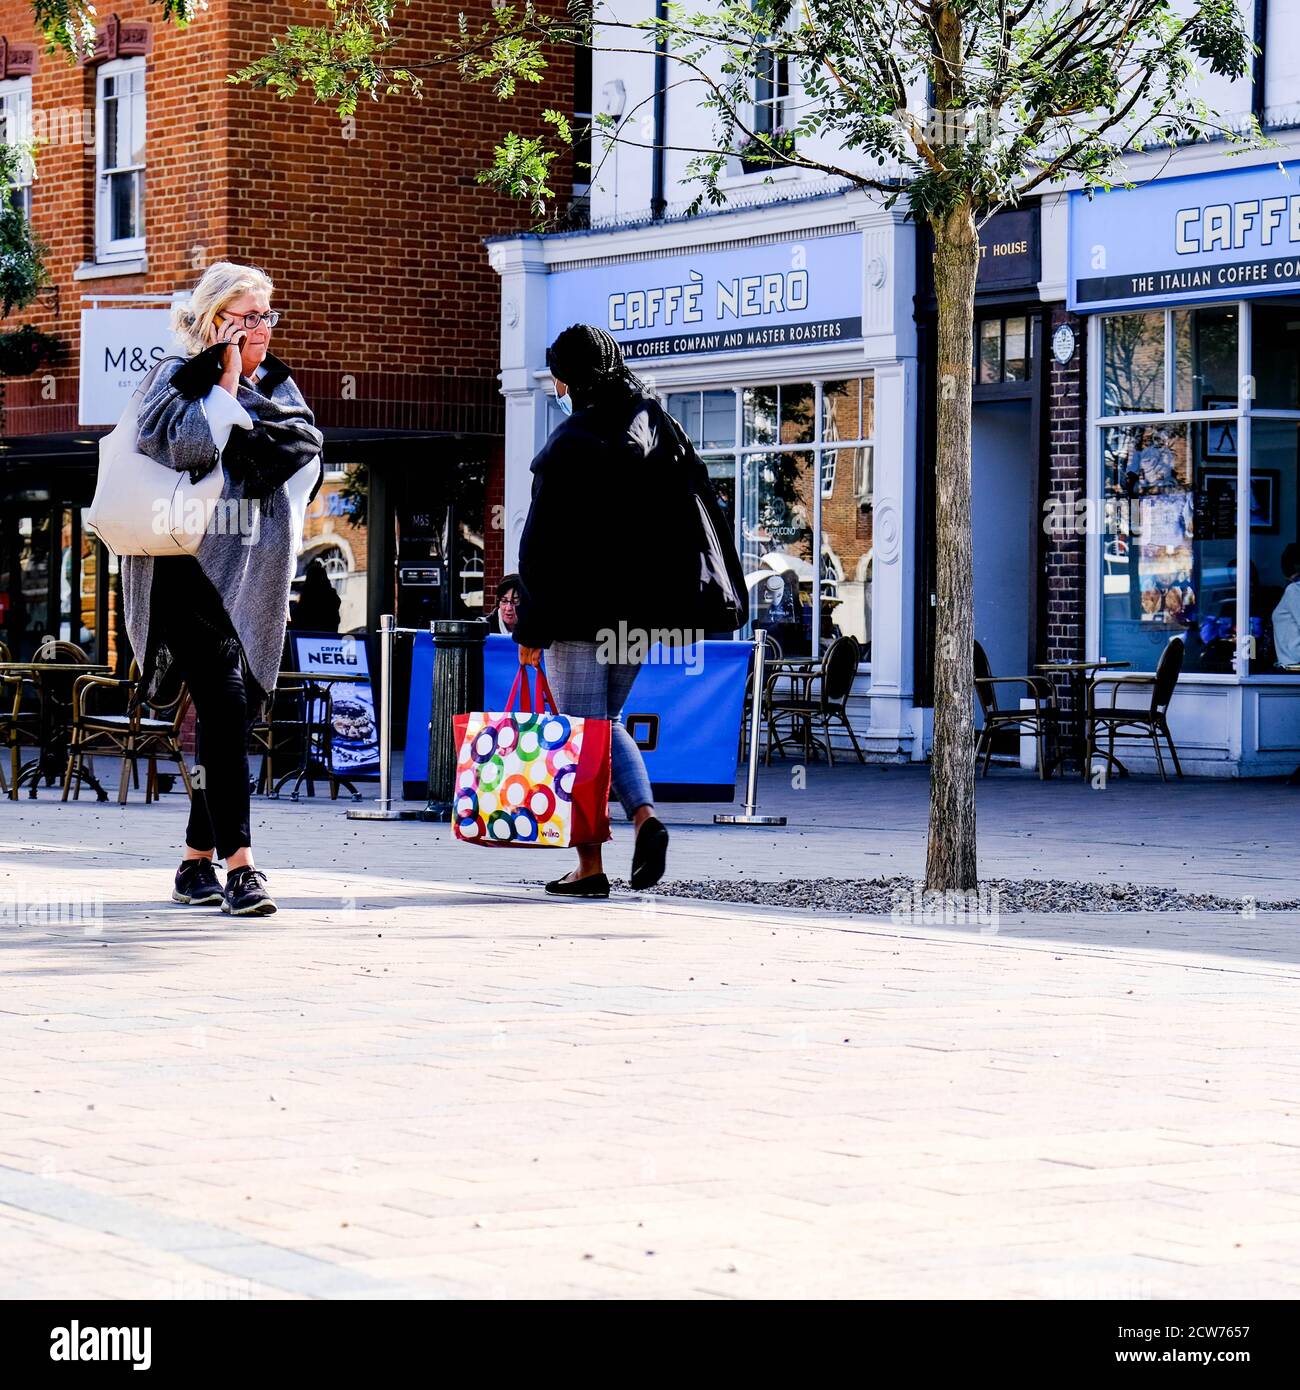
0, 2, 571, 685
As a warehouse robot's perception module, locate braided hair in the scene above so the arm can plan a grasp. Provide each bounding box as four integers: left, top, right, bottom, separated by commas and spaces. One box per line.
546, 323, 646, 413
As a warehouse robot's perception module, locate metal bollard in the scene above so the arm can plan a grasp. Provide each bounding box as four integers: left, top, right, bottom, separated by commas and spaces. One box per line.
417, 617, 488, 822
347, 614, 422, 821
715, 631, 787, 827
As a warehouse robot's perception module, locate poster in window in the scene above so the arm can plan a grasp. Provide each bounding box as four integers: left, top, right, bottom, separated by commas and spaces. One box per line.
1200, 398, 1238, 462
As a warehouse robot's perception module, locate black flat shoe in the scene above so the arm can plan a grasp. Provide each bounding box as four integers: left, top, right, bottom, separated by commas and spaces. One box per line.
630, 817, 670, 890
172, 858, 224, 906
545, 873, 610, 899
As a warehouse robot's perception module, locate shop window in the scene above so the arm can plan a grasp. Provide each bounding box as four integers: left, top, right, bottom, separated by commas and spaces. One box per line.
669, 375, 873, 654
1101, 422, 1229, 674
1248, 419, 1300, 674
667, 390, 702, 442
1250, 300, 1300, 410
1102, 311, 1165, 414
667, 389, 736, 450
96, 58, 146, 261
743, 384, 777, 444
701, 390, 735, 449
742, 451, 815, 654
702, 454, 736, 526
744, 383, 811, 446
779, 383, 814, 444
822, 378, 873, 442
1173, 305, 1238, 410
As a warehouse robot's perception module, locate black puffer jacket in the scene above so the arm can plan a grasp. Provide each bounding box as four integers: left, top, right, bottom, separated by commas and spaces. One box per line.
514, 391, 746, 649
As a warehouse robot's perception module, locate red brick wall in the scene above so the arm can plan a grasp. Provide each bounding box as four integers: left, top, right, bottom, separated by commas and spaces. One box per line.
0, 1, 571, 435
483, 441, 506, 596
1044, 307, 1087, 706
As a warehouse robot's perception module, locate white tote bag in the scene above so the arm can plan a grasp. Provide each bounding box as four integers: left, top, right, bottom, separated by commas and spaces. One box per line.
86, 381, 250, 557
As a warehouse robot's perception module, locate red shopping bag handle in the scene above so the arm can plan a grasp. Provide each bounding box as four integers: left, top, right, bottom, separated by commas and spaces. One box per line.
505, 663, 558, 714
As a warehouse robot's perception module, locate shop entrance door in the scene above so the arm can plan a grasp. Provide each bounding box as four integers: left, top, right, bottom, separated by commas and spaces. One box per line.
972, 399, 1036, 682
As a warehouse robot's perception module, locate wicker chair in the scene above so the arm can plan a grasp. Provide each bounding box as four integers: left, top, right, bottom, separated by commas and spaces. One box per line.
0, 640, 42, 798
63, 662, 193, 805
764, 634, 865, 765
1086, 638, 1185, 782
8, 641, 92, 797
973, 640, 1058, 778
737, 630, 782, 761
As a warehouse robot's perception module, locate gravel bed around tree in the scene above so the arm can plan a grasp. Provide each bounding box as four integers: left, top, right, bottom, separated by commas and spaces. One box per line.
613, 876, 1300, 915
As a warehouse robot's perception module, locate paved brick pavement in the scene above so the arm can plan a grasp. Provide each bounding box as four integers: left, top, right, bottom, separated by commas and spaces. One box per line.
1, 768, 1299, 1299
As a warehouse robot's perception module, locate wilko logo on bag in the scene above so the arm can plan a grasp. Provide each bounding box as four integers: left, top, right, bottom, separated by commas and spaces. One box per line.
452, 668, 611, 850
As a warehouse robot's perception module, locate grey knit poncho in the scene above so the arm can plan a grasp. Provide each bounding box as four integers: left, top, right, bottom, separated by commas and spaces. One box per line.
122, 353, 324, 705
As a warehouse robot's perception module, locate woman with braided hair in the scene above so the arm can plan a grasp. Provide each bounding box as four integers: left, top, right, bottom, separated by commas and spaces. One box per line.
514, 323, 747, 898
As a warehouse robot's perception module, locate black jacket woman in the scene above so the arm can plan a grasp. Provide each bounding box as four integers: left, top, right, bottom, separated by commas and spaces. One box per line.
122, 261, 323, 916
514, 323, 746, 898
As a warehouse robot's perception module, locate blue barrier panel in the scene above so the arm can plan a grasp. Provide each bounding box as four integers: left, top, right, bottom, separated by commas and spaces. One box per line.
402, 633, 748, 802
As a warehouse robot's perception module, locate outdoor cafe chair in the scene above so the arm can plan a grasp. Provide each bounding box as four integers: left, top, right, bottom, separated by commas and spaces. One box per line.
737, 629, 782, 762
8, 641, 93, 798
249, 675, 310, 797
764, 633, 866, 766
62, 661, 193, 805
1086, 637, 1185, 783
1, 640, 42, 798
973, 640, 1057, 779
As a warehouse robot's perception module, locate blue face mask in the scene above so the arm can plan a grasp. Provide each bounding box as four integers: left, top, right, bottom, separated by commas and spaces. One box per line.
554, 384, 573, 417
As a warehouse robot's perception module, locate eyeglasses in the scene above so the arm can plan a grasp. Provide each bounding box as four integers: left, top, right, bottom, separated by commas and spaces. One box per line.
499, 596, 519, 607
222, 311, 280, 330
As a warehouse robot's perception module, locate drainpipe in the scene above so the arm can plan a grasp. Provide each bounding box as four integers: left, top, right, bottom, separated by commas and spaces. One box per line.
1253, 0, 1268, 128
651, 1, 668, 220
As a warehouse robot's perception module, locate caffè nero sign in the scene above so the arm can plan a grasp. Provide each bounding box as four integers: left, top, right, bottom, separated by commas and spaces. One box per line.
1069, 159, 1300, 311
79, 307, 182, 426
547, 232, 864, 360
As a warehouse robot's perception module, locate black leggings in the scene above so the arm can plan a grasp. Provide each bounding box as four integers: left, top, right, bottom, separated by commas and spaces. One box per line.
180, 639, 254, 860
152, 559, 255, 861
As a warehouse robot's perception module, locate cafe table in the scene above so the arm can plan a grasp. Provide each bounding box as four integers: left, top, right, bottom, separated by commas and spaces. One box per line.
1034, 659, 1132, 779
762, 653, 828, 761
0, 661, 113, 800
268, 670, 367, 801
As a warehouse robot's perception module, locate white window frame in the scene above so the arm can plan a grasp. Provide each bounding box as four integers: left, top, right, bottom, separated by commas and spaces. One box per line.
1087, 298, 1300, 681
95, 57, 146, 263
0, 76, 33, 221
665, 374, 876, 654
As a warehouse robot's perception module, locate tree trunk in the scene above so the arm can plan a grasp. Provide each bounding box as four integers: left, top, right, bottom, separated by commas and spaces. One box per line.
926, 202, 979, 891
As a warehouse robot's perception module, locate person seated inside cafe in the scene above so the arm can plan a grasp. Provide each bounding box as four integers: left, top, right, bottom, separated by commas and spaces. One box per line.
488, 574, 521, 635
1272, 544, 1300, 669
289, 557, 341, 634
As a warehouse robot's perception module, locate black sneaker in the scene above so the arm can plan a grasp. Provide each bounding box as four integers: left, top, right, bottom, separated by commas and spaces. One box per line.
222, 866, 278, 916
172, 858, 224, 906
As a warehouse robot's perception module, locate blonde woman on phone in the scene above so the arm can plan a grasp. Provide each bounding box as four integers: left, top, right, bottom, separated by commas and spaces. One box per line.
121, 261, 324, 916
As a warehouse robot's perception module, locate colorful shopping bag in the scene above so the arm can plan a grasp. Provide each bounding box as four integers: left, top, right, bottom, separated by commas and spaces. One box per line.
452, 666, 611, 848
